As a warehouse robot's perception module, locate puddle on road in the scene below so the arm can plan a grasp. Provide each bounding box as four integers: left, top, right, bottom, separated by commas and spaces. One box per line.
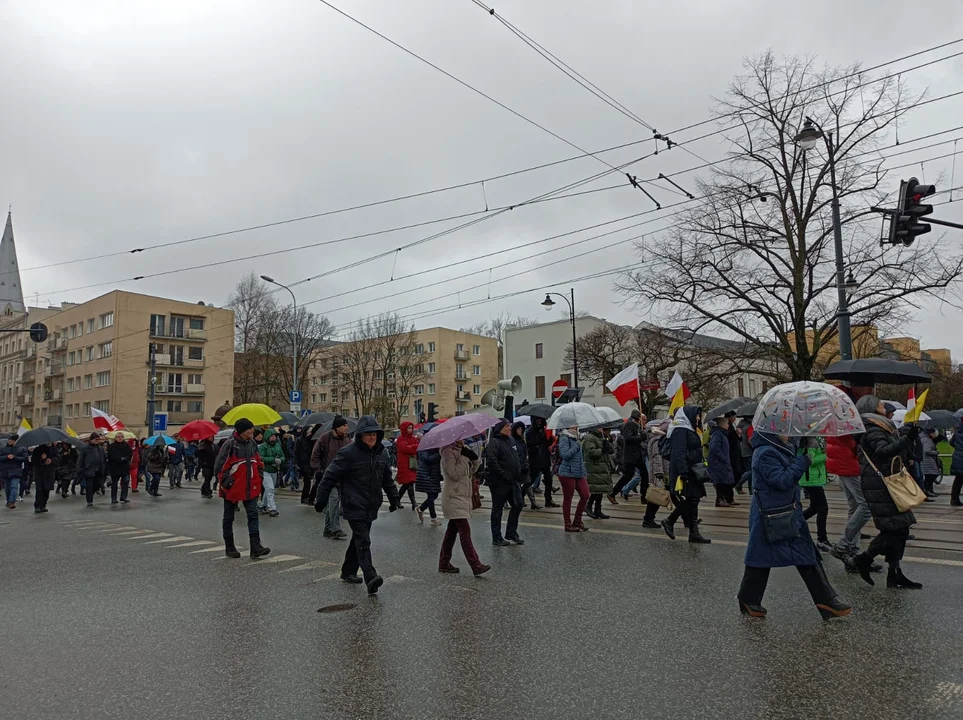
317, 603, 357, 614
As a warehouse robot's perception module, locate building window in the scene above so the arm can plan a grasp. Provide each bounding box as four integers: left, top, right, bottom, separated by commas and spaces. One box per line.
428, 342, 436, 353
77, 323, 83, 337
82, 402, 91, 417
473, 345, 480, 356
87, 319, 95, 334
319, 393, 327, 403
415, 385, 424, 395
535, 376, 546, 398
414, 399, 423, 416
167, 400, 182, 412
188, 346, 203, 360
96, 371, 110, 387
99, 312, 114, 329
66, 378, 74, 392
85, 347, 94, 362
94, 400, 110, 413
189, 317, 204, 330
560, 373, 572, 385
167, 373, 183, 393
738, 378, 745, 396
69, 325, 76, 339
83, 375, 92, 390
428, 363, 436, 374
457, 383, 464, 392
428, 384, 435, 395
473, 365, 481, 376
473, 384, 481, 395
535, 343, 543, 359
415, 344, 424, 355
374, 369, 383, 380
67, 351, 74, 366
99, 342, 112, 358
187, 400, 203, 413
188, 373, 202, 385
150, 314, 166, 336
373, 388, 383, 398
456, 343, 464, 352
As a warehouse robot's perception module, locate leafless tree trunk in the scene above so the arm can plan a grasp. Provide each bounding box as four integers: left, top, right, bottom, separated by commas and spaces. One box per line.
617, 52, 963, 381
462, 311, 537, 377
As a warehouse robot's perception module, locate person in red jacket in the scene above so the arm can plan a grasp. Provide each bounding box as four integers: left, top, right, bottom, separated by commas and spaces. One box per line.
395, 421, 420, 511
827, 384, 880, 572
214, 418, 270, 560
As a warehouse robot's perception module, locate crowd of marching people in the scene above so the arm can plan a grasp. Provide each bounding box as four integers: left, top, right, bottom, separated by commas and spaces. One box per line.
7, 390, 963, 611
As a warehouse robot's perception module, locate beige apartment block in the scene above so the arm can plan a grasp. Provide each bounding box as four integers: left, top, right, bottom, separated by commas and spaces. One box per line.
307, 327, 498, 425
21, 291, 235, 435
0, 307, 59, 433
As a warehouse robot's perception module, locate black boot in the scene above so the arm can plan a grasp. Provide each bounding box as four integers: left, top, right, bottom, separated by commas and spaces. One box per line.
816, 599, 852, 620
249, 535, 271, 559
887, 567, 923, 589
738, 601, 767, 618
851, 552, 875, 586
688, 528, 711, 544
224, 538, 241, 559
526, 487, 540, 510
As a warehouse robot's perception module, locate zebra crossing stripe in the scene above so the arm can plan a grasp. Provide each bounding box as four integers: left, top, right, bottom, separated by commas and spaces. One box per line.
109, 529, 158, 536
75, 524, 120, 531
126, 532, 174, 540
167, 540, 217, 549
93, 526, 137, 532
242, 554, 302, 565
143, 536, 194, 544
192, 545, 242, 554
280, 560, 338, 573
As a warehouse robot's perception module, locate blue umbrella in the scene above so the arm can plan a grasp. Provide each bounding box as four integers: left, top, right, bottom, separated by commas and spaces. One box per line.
147, 434, 176, 446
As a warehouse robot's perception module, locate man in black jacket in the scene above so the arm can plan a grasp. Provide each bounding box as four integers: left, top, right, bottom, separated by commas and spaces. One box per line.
106, 432, 133, 504
611, 410, 662, 528
526, 417, 558, 508
315, 415, 400, 595
78, 433, 107, 507
485, 420, 524, 547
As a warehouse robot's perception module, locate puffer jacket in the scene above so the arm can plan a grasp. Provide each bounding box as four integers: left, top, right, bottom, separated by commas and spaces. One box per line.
950, 423, 963, 476
557, 431, 586, 478
798, 441, 828, 487
214, 431, 264, 503
647, 429, 666, 480
920, 432, 942, 476
0, 443, 29, 479
415, 448, 442, 495
440, 445, 476, 520
859, 416, 916, 532
146, 446, 168, 474
620, 418, 645, 466
582, 430, 613, 494
483, 432, 522, 488
395, 421, 419, 485
258, 430, 286, 473
525, 421, 551, 472
511, 422, 529, 476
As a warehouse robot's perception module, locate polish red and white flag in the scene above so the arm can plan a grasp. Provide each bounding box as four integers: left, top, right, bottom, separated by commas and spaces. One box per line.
605, 363, 641, 406
91, 407, 126, 432
907, 387, 916, 411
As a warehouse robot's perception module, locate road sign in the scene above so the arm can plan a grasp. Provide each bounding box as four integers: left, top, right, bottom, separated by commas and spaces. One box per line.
552, 379, 568, 399
29, 322, 48, 342
300, 409, 311, 417
153, 413, 168, 432
290, 402, 302, 414
289, 390, 301, 403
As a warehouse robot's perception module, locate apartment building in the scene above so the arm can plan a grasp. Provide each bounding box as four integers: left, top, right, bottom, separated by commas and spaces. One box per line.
306, 327, 498, 425
22, 290, 235, 435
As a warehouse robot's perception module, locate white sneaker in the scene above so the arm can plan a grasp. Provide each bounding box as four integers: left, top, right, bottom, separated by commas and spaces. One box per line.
430, 518, 443, 526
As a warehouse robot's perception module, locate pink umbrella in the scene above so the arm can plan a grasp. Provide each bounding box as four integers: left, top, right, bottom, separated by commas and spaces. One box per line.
417, 414, 501, 451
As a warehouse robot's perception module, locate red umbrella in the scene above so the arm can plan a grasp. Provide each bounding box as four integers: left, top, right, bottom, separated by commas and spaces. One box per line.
177, 419, 220, 441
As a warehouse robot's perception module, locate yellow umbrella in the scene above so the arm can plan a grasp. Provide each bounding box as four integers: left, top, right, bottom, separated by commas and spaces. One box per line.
100, 429, 137, 441
221, 403, 282, 427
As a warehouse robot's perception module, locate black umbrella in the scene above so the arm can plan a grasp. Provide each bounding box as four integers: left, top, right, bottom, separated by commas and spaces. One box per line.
16, 426, 70, 448
273, 412, 300, 428
822, 358, 931, 385
920, 410, 959, 431
955, 409, 963, 420
311, 417, 359, 439
297, 411, 335, 428
736, 402, 758, 419
513, 403, 555, 420
706, 397, 751, 421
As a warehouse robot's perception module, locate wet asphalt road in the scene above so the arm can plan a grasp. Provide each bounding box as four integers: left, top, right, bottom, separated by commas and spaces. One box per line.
2, 485, 963, 720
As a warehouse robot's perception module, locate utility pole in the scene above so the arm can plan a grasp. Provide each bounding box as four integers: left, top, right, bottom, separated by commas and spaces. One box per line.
147, 342, 157, 437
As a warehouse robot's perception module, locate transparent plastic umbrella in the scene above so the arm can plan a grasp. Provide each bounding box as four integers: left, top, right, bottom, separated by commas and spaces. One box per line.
752, 381, 864, 437
892, 409, 931, 428
547, 402, 608, 431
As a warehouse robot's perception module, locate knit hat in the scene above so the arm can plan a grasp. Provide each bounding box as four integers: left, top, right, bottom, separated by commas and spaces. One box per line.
493, 420, 510, 435
630, 409, 642, 420
234, 418, 254, 433
332, 415, 348, 430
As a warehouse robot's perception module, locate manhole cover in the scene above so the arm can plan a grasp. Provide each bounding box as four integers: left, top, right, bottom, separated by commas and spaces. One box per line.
317, 603, 357, 614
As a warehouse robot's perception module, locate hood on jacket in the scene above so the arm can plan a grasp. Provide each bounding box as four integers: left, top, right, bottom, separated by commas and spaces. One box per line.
353, 415, 385, 447
750, 431, 796, 457
400, 421, 414, 436
855, 394, 882, 415
709, 423, 728, 438
262, 428, 278, 442
512, 421, 526, 438
667, 406, 701, 438
683, 405, 702, 429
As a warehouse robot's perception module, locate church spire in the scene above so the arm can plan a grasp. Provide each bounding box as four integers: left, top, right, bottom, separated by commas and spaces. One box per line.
0, 211, 26, 314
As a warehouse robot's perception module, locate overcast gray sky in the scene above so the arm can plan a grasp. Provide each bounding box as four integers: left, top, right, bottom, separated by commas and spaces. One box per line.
2, 0, 962, 358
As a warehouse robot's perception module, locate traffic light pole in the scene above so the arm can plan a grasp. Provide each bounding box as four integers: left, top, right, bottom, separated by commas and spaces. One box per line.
146, 342, 157, 438
826, 133, 853, 362
925, 217, 963, 231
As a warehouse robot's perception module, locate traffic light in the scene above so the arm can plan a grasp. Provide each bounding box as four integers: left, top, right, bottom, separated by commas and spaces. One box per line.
419, 412, 426, 424
427, 402, 438, 423
28, 322, 48, 343
888, 177, 935, 246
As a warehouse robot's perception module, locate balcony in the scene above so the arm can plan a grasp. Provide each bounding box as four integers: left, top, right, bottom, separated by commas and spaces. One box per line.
184, 357, 205, 368
17, 393, 32, 405
48, 415, 62, 427
456, 391, 471, 402
455, 373, 468, 382
154, 354, 204, 368
454, 349, 470, 361
47, 336, 67, 353
23, 367, 36, 383
43, 390, 52, 401
48, 362, 65, 377
187, 328, 207, 341
25, 346, 38, 359
185, 383, 205, 394
149, 325, 207, 341
52, 389, 63, 401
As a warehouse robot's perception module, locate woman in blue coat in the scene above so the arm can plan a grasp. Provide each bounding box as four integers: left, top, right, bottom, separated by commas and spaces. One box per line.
737, 432, 852, 621
707, 416, 735, 508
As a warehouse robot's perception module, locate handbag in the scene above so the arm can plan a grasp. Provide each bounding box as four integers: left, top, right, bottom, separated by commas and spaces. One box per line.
408, 455, 418, 472
862, 451, 925, 513
690, 463, 709, 484
645, 483, 672, 508
471, 477, 482, 510
760, 503, 800, 543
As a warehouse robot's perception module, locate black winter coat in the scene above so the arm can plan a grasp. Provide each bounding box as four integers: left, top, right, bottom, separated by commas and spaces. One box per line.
31, 445, 60, 492
77, 443, 106, 480
316, 416, 399, 521
950, 422, 963, 476
859, 418, 916, 532
668, 406, 706, 498
525, 424, 550, 471
727, 426, 745, 480
196, 441, 217, 470
106, 441, 133, 475
0, 443, 28, 479
511, 423, 529, 476
415, 448, 442, 495
620, 418, 645, 466
484, 434, 522, 488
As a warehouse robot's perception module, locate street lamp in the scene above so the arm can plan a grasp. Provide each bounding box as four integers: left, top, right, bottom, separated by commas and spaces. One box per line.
794, 117, 854, 361
260, 274, 299, 411
540, 288, 579, 388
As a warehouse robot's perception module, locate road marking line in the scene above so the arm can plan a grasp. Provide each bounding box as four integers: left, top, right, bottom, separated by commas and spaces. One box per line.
929, 681, 963, 710
63, 521, 110, 527
192, 545, 240, 554
128, 533, 174, 540
109, 529, 157, 536
167, 540, 217, 549
243, 554, 302, 565
143, 536, 194, 544
73, 523, 119, 530
280, 560, 338, 572
384, 575, 420, 584
903, 555, 963, 567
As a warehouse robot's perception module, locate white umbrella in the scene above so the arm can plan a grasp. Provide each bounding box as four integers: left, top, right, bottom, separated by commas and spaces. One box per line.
893, 408, 931, 428
752, 381, 864, 437
547, 402, 608, 431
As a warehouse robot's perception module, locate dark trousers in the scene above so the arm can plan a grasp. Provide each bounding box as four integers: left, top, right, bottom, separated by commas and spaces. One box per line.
440, 519, 482, 570
419, 492, 439, 519
302, 466, 315, 503
200, 467, 214, 497
953, 474, 963, 504
342, 518, 377, 583
222, 498, 259, 542
530, 467, 553, 503
588, 493, 603, 515
85, 475, 102, 503
923, 474, 938, 493
146, 473, 162, 496
490, 483, 523, 541
736, 468, 753, 493
33, 486, 50, 510
802, 486, 829, 542
109, 470, 129, 502
614, 460, 645, 496
667, 496, 700, 531
738, 561, 836, 606
865, 527, 909, 563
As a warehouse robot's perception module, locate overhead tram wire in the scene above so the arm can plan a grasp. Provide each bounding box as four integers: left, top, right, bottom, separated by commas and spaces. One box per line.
17, 39, 962, 278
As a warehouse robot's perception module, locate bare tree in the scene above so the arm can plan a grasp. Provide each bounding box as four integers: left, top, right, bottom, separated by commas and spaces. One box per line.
263, 305, 334, 399
462, 311, 538, 376
617, 53, 963, 381
229, 273, 283, 405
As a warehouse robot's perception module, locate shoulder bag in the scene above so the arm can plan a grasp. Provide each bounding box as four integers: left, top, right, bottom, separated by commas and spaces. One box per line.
408, 454, 418, 471
760, 502, 800, 543
645, 478, 672, 508
862, 450, 925, 513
